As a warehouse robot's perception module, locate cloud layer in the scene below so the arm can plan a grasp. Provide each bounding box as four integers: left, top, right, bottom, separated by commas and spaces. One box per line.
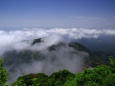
1, 28, 115, 83
0, 28, 115, 55
5, 46, 88, 83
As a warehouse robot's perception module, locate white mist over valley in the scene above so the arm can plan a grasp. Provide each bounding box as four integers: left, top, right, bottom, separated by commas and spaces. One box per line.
0, 28, 115, 83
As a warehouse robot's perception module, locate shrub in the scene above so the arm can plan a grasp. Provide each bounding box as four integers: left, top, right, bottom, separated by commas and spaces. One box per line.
40, 70, 75, 86
0, 58, 8, 85
12, 73, 48, 86
64, 57, 115, 86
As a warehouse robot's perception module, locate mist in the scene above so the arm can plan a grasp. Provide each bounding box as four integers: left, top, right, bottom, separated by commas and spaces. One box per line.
1, 28, 115, 54
1, 28, 115, 83
5, 46, 88, 83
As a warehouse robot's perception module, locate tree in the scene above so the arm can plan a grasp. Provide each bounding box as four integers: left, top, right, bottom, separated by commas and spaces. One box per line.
0, 58, 8, 85
64, 57, 115, 86
109, 56, 115, 67
12, 73, 48, 86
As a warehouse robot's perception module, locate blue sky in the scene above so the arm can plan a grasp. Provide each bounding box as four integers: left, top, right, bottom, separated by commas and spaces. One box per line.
0, 0, 115, 29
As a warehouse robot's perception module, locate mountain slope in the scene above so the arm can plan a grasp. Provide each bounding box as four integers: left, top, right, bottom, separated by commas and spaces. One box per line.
2, 38, 111, 83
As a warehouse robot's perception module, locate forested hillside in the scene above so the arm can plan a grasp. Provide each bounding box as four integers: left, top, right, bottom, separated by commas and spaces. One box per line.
0, 57, 115, 86
1, 39, 112, 84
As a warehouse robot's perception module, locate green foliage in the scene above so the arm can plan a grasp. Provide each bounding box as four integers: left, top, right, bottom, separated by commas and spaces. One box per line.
12, 73, 48, 86
0, 58, 8, 85
39, 70, 75, 86
109, 56, 115, 66
11, 79, 26, 86
12, 70, 75, 86
1, 56, 115, 86
65, 57, 115, 86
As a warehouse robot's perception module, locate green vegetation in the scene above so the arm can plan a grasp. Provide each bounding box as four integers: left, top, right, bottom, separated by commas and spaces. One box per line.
0, 57, 115, 86
12, 73, 48, 86
64, 57, 115, 86
11, 70, 74, 86
0, 58, 8, 86
65, 65, 115, 86
39, 70, 75, 86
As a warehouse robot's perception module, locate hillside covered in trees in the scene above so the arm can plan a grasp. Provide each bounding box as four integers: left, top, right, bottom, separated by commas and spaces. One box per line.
0, 57, 115, 86
0, 38, 114, 86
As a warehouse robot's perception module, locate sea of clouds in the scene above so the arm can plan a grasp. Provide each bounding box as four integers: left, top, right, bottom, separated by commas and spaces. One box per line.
0, 28, 115, 55
0, 28, 115, 83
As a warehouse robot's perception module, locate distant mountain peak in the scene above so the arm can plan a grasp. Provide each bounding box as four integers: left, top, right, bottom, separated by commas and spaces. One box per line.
31, 38, 43, 45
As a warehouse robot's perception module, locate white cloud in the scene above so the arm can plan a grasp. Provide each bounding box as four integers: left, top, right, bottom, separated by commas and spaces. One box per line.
0, 28, 115, 55
6, 46, 89, 83
1, 27, 115, 83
